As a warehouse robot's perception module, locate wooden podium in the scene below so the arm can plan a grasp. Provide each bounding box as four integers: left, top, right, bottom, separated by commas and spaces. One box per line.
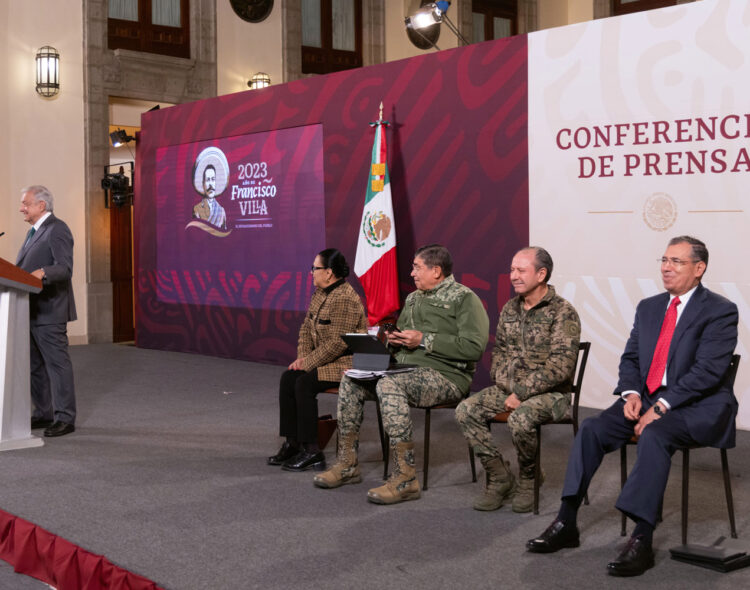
0, 256, 44, 450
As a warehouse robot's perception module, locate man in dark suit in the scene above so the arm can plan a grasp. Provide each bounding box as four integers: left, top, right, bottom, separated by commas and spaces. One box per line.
17, 185, 77, 437
526, 236, 738, 576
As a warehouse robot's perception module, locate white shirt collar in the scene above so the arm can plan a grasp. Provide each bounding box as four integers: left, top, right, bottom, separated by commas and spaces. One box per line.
669, 284, 698, 322
33, 212, 52, 231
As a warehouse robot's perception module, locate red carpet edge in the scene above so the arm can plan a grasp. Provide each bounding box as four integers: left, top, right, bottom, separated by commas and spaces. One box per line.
0, 509, 163, 590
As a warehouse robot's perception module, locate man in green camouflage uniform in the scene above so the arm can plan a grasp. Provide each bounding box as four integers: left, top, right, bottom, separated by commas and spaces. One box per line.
314, 244, 489, 504
456, 247, 580, 513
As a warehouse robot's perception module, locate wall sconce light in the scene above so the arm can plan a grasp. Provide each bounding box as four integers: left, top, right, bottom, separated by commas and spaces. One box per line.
247, 72, 271, 90
35, 46, 60, 97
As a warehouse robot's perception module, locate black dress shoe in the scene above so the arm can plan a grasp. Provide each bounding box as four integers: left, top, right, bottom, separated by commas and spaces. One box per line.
607, 535, 655, 577
44, 421, 75, 437
267, 441, 300, 465
31, 417, 54, 430
526, 519, 581, 553
281, 450, 326, 472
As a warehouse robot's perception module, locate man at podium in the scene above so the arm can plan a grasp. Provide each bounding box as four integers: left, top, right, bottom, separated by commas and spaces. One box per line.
16, 185, 77, 437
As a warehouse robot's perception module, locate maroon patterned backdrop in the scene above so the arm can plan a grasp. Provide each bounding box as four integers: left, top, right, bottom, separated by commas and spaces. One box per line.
136, 35, 529, 387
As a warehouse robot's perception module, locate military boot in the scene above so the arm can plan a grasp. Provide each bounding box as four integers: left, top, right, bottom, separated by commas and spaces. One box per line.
367, 440, 421, 504
512, 468, 545, 513
473, 457, 516, 511
313, 432, 362, 489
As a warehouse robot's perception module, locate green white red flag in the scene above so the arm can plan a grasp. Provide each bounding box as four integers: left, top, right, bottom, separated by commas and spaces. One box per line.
354, 109, 399, 325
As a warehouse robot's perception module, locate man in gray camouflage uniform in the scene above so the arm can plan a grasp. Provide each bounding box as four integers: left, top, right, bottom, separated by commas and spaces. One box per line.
314, 244, 489, 504
456, 247, 580, 513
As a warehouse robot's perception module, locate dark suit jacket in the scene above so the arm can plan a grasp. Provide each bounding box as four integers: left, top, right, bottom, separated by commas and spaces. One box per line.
16, 214, 77, 326
614, 283, 738, 448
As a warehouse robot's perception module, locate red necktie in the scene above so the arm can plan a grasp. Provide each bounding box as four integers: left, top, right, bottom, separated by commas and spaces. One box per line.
646, 296, 681, 394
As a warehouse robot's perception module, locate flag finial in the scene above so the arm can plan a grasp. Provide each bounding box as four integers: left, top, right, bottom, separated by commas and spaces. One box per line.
370, 101, 389, 127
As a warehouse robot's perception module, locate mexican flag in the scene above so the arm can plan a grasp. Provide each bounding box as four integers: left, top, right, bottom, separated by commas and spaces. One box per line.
354, 118, 400, 325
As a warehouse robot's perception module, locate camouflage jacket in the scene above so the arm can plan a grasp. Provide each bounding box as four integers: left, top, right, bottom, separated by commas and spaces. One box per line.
298, 280, 368, 382
491, 285, 580, 401
394, 275, 489, 393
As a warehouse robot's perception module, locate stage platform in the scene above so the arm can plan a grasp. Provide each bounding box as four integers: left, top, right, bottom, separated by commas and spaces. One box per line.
0, 344, 747, 589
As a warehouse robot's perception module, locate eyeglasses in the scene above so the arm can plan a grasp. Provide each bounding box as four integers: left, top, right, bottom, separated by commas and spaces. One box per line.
658, 257, 697, 268
310, 266, 327, 273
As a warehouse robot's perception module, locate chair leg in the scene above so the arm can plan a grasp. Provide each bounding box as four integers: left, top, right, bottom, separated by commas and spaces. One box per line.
376, 402, 389, 479
720, 449, 738, 539
468, 446, 477, 483
681, 448, 689, 546
534, 426, 542, 515
620, 445, 628, 536
423, 408, 431, 491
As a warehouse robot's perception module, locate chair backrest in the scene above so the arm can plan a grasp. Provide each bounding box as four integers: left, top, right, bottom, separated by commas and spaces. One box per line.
722, 354, 741, 389
570, 342, 591, 426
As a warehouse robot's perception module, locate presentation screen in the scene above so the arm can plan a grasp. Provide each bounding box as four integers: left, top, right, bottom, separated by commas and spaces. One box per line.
153, 124, 325, 311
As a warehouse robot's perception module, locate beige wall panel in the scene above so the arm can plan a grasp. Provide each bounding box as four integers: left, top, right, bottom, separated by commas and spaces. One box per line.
0, 1, 87, 341
217, 1, 283, 96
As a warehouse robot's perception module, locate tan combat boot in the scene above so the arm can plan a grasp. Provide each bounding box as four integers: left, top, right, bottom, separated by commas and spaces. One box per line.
313, 432, 362, 489
512, 468, 544, 513
366, 440, 421, 504
473, 457, 516, 511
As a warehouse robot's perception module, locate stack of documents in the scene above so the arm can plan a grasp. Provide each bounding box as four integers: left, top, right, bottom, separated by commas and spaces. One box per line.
345, 366, 416, 380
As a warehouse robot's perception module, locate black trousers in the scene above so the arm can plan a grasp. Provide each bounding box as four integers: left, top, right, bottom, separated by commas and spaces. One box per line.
278, 369, 338, 444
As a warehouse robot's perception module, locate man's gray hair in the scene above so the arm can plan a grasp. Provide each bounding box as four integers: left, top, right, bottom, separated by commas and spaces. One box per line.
669, 235, 708, 268
22, 185, 54, 213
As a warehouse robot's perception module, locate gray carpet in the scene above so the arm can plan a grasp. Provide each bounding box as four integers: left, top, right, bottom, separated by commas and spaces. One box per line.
0, 343, 748, 589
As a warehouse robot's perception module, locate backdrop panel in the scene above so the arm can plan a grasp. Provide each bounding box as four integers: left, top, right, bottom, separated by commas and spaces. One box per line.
154, 125, 325, 311
529, 0, 750, 429
136, 35, 529, 386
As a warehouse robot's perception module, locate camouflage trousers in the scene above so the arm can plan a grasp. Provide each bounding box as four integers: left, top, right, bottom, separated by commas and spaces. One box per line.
337, 368, 463, 443
455, 385, 570, 477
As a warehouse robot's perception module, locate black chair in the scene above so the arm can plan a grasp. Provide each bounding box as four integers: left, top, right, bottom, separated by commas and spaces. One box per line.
482, 342, 591, 514
619, 353, 740, 544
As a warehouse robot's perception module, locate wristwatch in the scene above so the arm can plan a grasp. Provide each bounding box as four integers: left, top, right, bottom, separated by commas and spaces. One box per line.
653, 404, 666, 417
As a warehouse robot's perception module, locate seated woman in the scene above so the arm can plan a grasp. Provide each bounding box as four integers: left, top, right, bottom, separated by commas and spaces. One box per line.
268, 248, 368, 471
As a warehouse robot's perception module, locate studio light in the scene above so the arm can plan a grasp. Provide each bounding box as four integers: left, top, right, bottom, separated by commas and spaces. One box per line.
35, 46, 60, 97
408, 4, 442, 29
405, 1, 468, 48
247, 72, 271, 90
110, 129, 135, 148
